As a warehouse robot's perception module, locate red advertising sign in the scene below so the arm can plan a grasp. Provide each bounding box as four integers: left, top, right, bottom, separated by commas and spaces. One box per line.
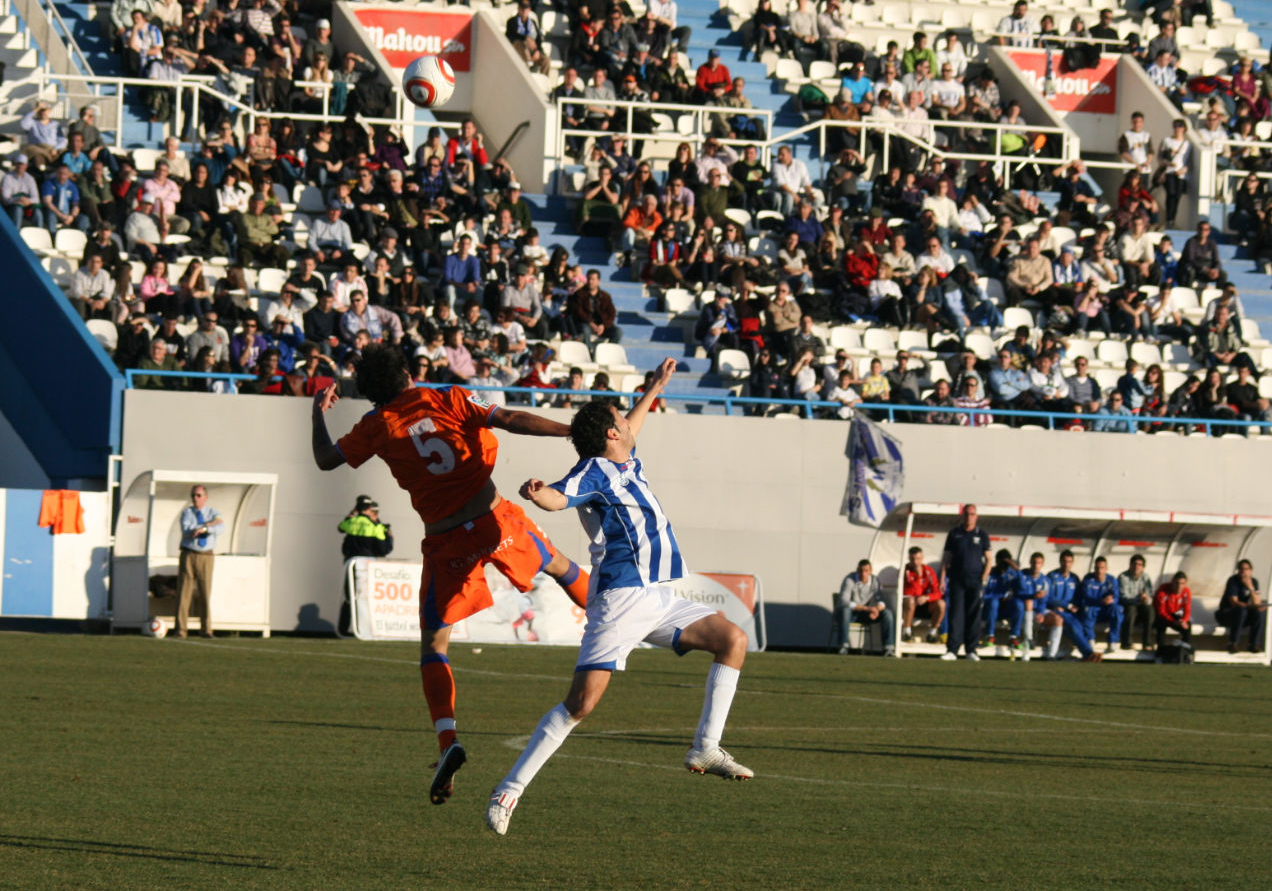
354, 8, 473, 72
1007, 50, 1118, 115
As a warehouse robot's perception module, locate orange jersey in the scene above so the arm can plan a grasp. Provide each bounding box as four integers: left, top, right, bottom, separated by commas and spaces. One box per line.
337, 385, 500, 525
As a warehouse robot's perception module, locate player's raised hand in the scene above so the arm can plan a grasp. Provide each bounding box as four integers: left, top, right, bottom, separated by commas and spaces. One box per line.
520, 479, 546, 501
314, 382, 340, 414
652, 357, 677, 388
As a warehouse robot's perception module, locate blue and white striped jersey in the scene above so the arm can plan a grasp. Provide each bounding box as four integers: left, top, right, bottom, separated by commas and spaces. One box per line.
549, 449, 686, 592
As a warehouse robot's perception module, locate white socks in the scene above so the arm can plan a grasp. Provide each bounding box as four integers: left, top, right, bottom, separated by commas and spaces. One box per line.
693, 662, 741, 751
1047, 625, 1062, 658
496, 703, 579, 798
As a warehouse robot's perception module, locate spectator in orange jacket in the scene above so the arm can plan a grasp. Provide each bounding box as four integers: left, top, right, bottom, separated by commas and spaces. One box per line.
902, 545, 945, 643
619, 193, 662, 264
1153, 571, 1192, 651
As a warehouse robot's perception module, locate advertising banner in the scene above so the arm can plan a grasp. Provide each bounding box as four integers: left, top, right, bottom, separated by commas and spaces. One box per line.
353, 8, 473, 71
1008, 50, 1118, 115
347, 559, 765, 650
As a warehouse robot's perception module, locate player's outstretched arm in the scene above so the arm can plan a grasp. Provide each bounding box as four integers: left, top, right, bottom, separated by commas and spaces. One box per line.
520, 478, 568, 511
491, 407, 571, 438
627, 357, 676, 439
312, 383, 348, 471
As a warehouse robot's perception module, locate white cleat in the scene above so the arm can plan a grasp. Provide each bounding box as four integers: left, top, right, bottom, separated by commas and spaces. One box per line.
939, 651, 958, 661
685, 746, 754, 780
485, 789, 518, 836
966, 652, 981, 662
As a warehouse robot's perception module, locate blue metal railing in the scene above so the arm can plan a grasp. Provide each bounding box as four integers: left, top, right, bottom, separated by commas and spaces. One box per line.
122, 370, 1272, 436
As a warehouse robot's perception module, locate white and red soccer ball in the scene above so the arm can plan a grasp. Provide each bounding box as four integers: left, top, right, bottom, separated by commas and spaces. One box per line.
142, 616, 169, 638
402, 56, 455, 109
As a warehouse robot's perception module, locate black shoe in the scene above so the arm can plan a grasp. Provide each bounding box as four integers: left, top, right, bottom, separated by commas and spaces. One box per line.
429, 742, 468, 805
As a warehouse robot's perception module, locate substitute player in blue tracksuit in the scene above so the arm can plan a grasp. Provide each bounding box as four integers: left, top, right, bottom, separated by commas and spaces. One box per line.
1079, 556, 1122, 654
1043, 550, 1100, 661
1014, 552, 1050, 641
981, 549, 1020, 648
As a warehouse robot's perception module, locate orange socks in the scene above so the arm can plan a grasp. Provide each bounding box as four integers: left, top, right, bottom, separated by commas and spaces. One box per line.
420, 655, 457, 752
557, 560, 590, 609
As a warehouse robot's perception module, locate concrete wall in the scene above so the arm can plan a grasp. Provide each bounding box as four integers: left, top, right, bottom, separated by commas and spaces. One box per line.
1116, 57, 1204, 224
0, 209, 123, 485
118, 390, 1272, 645
470, 10, 551, 192
987, 47, 1078, 156
333, 5, 550, 191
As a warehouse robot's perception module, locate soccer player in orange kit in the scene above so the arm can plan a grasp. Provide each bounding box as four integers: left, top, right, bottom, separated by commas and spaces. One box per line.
311, 344, 590, 807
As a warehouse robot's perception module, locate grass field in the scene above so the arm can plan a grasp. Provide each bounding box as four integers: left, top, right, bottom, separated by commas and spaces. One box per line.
2, 634, 1270, 891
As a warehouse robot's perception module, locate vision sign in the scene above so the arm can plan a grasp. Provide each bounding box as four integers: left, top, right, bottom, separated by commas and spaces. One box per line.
1008, 50, 1118, 115
354, 8, 473, 72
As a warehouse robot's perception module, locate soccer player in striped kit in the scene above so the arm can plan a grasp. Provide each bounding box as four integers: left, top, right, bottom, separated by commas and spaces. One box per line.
486, 358, 752, 836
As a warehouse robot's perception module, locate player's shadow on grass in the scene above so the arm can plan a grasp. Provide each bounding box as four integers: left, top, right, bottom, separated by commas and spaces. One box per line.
0, 834, 278, 870
261, 719, 518, 738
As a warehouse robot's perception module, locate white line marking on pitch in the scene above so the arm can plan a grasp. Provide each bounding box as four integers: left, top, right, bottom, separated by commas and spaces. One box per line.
175, 640, 1272, 739
498, 736, 1272, 814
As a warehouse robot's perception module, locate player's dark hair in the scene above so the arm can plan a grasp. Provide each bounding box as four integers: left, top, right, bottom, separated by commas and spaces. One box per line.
569, 401, 618, 458
857, 559, 871, 571
908, 546, 922, 557
354, 343, 411, 409
1094, 556, 1107, 565
1237, 559, 1253, 570
1131, 553, 1146, 566
1031, 552, 1045, 562
1060, 549, 1074, 561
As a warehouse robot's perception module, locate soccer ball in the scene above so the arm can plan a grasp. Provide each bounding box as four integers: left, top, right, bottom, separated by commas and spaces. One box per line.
402, 56, 456, 109
142, 616, 169, 639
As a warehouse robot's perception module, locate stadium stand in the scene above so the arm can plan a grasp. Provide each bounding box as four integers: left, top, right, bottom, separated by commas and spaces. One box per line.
1, 0, 1269, 433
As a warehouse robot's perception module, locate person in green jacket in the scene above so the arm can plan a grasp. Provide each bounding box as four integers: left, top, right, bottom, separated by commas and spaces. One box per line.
339, 495, 394, 559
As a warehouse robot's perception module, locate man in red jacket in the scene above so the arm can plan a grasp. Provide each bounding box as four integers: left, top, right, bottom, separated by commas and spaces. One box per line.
902, 545, 945, 643
1153, 571, 1192, 651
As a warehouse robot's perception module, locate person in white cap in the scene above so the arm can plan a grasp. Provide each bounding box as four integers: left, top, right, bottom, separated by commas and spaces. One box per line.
303, 18, 333, 69
1, 154, 43, 230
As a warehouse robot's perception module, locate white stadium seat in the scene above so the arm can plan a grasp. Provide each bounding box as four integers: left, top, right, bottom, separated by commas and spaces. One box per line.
717, 349, 751, 380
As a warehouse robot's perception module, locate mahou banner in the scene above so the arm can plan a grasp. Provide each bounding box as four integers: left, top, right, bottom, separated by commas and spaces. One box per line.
354, 8, 473, 72
1007, 50, 1118, 115
347, 558, 766, 651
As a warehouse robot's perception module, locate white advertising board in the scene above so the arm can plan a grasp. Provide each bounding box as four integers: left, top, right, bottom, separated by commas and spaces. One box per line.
347, 559, 765, 650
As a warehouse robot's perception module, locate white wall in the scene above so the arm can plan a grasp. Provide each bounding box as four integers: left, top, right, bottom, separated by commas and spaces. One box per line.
470, 10, 552, 192
117, 391, 1272, 645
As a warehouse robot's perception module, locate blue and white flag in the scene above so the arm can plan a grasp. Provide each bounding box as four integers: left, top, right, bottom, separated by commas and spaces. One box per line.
842, 416, 904, 527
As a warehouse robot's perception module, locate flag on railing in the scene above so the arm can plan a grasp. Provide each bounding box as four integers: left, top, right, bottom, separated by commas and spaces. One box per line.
842, 416, 904, 527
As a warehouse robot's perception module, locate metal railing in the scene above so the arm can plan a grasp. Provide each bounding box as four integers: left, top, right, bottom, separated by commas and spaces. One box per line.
119, 370, 1272, 436
1208, 138, 1272, 201
13, 0, 93, 75
556, 97, 1082, 195
555, 96, 774, 163
35, 71, 456, 150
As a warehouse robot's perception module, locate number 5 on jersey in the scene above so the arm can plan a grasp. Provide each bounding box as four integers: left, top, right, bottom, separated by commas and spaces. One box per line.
408, 418, 457, 475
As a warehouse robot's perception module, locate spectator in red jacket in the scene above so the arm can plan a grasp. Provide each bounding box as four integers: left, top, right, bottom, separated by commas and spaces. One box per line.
694, 49, 732, 102
901, 545, 945, 643
446, 119, 489, 169
1153, 571, 1192, 651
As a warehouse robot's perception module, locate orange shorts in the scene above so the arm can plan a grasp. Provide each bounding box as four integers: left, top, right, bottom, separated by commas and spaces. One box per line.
418, 500, 560, 630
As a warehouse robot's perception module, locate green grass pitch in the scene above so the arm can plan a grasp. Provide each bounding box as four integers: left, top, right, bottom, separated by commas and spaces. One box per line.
2, 634, 1270, 890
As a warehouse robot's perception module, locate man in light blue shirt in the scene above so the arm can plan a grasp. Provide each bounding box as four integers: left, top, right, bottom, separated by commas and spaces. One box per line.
840, 61, 875, 109
40, 164, 90, 236
176, 485, 222, 638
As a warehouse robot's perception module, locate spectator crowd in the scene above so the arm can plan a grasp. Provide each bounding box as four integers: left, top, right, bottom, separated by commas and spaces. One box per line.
5, 0, 1270, 420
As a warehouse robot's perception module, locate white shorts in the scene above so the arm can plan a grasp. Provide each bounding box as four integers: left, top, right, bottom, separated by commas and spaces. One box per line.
575, 584, 719, 672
